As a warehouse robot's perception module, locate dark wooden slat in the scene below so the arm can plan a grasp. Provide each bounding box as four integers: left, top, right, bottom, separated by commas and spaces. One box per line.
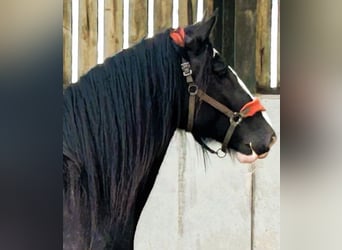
255, 0, 271, 90
194, 0, 199, 22
78, 0, 98, 77
63, 0, 72, 86
154, 0, 172, 33
212, 0, 223, 52
179, 0, 188, 27
203, 0, 213, 15
213, 0, 235, 67
221, 0, 235, 67
191, 0, 198, 24
129, 0, 148, 46
235, 0, 257, 92
179, 0, 198, 27
204, 0, 214, 26
104, 0, 123, 58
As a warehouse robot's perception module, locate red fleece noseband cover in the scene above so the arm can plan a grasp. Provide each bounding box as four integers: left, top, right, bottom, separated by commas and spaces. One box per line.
240, 98, 266, 117
170, 28, 185, 47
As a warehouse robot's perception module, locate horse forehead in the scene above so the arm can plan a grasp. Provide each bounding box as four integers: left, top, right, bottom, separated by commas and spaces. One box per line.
212, 48, 273, 126
212, 48, 254, 98
213, 48, 219, 57
227, 66, 254, 99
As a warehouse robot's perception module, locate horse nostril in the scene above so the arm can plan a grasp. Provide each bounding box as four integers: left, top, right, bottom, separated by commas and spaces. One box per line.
250, 143, 269, 156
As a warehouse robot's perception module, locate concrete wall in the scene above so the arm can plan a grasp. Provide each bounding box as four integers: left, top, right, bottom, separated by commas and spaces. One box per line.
135, 95, 280, 250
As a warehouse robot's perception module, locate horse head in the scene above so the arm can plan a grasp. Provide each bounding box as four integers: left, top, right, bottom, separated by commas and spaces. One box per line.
171, 11, 276, 163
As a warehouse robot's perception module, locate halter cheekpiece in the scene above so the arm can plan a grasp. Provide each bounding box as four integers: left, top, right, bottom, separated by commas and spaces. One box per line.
170, 28, 266, 157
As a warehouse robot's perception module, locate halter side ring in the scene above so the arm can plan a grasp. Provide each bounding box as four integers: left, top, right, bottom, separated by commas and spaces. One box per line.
188, 84, 198, 95
230, 112, 243, 126
216, 148, 227, 158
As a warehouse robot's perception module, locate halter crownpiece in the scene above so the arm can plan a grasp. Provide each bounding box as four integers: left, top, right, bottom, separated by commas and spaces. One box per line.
170, 28, 266, 157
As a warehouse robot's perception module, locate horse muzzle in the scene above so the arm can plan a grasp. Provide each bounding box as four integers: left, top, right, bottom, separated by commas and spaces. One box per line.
237, 134, 277, 163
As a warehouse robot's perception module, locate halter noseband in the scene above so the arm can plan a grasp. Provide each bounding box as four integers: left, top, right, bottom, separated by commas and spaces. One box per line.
171, 28, 266, 157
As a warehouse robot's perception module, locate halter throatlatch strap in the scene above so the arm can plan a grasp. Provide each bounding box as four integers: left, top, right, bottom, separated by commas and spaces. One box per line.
170, 28, 266, 155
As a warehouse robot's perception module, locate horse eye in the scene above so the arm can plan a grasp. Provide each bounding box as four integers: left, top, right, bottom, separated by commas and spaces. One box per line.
212, 54, 228, 76
213, 63, 228, 76
216, 68, 228, 77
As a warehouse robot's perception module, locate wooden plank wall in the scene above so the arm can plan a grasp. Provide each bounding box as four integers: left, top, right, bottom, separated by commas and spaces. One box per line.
213, 0, 278, 93
63, 0, 72, 88
129, 0, 147, 46
63, 0, 279, 91
256, 0, 271, 91
235, 0, 257, 92
63, 0, 206, 86
104, 0, 123, 58
78, 0, 98, 77
154, 0, 172, 33
212, 0, 235, 67
179, 0, 198, 26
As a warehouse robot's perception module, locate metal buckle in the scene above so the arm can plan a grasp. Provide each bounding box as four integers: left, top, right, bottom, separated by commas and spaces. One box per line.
188, 84, 198, 95
183, 69, 192, 77
181, 61, 190, 69
181, 62, 192, 76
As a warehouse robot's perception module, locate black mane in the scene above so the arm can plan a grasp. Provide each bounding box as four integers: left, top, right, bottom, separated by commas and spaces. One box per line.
63, 30, 187, 247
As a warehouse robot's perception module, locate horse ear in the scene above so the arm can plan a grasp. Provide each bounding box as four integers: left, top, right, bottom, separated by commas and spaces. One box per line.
202, 9, 209, 21
184, 9, 218, 49
202, 8, 218, 22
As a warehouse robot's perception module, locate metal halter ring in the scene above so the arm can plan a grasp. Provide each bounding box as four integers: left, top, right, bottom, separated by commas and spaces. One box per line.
188, 84, 198, 95
216, 148, 227, 158
230, 112, 243, 126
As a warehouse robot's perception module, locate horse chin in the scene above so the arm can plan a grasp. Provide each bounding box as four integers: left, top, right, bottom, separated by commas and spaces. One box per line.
234, 145, 269, 163
235, 151, 258, 164
232, 143, 259, 164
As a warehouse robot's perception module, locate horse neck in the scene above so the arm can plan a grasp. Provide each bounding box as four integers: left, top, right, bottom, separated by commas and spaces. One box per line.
63, 35, 189, 249
106, 147, 171, 250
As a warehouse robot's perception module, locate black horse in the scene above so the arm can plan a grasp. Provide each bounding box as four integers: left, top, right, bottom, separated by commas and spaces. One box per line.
63, 12, 276, 250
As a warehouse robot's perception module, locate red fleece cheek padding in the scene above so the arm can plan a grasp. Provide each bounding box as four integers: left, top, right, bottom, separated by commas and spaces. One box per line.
170, 28, 185, 47
240, 98, 266, 117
